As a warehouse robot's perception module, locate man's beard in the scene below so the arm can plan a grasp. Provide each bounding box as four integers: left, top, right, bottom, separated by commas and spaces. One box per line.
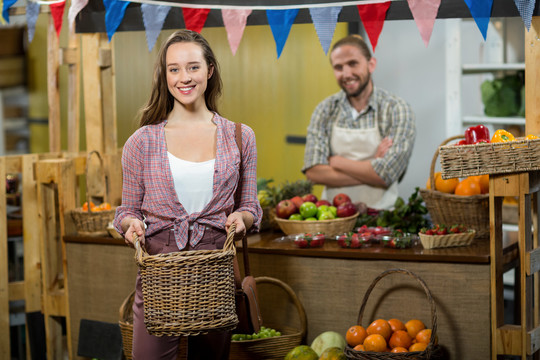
342, 72, 371, 98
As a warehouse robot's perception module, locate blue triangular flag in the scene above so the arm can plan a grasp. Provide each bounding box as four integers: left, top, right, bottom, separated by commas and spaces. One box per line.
513, 0, 535, 31
266, 9, 299, 58
141, 3, 170, 51
2, 0, 17, 23
309, 6, 341, 55
26, 1, 40, 42
463, 0, 494, 40
103, 0, 130, 41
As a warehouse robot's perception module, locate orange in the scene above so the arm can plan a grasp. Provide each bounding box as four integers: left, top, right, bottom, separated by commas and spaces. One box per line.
99, 202, 112, 211
454, 178, 481, 196
353, 344, 365, 351
425, 172, 441, 190
435, 176, 459, 194
405, 319, 426, 339
346, 325, 368, 347
82, 201, 95, 211
366, 319, 392, 340
391, 347, 408, 353
470, 175, 489, 194
363, 334, 387, 352
387, 318, 405, 332
415, 329, 432, 344
388, 330, 412, 349
409, 342, 428, 352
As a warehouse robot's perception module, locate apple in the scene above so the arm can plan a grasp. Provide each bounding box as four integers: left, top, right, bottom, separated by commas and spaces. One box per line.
315, 199, 331, 207
275, 200, 298, 219
336, 202, 357, 218
333, 193, 352, 207
328, 206, 337, 217
316, 205, 329, 219
299, 202, 318, 219
304, 217, 317, 221
318, 211, 335, 220
290, 196, 304, 209
302, 193, 318, 203
289, 213, 303, 221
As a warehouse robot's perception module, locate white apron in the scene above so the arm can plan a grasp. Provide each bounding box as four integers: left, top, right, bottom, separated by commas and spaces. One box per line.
321, 123, 398, 209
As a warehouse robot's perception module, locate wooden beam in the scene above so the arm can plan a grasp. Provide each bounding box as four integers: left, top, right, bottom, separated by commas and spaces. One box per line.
8, 281, 25, 301
497, 324, 523, 356
66, 25, 81, 154
47, 15, 61, 152
0, 157, 10, 357
525, 17, 540, 135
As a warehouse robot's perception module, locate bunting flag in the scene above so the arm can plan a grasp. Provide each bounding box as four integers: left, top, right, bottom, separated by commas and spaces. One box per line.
2, 0, 17, 23
141, 3, 171, 51
0, 0, 5, 25
514, 0, 535, 31
222, 9, 252, 56
463, 0, 494, 40
26, 0, 40, 42
182, 7, 210, 33
68, 0, 89, 32
103, 0, 130, 41
309, 6, 342, 55
356, 1, 391, 51
267, 9, 299, 58
50, 1, 66, 37
407, 0, 441, 47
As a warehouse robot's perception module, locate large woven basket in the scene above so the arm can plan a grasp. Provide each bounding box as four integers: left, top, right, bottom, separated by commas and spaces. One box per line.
274, 212, 359, 236
229, 276, 307, 360
345, 269, 445, 360
439, 137, 540, 179
134, 225, 238, 336
70, 150, 116, 236
419, 135, 489, 238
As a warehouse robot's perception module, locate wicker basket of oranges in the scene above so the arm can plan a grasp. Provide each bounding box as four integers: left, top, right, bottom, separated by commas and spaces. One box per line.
419, 136, 489, 239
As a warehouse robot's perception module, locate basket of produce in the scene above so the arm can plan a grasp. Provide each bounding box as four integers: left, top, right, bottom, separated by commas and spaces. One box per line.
418, 224, 475, 249
229, 276, 307, 360
275, 212, 359, 236
419, 135, 489, 238
438, 126, 540, 178
133, 225, 238, 336
70, 150, 116, 236
344, 268, 445, 359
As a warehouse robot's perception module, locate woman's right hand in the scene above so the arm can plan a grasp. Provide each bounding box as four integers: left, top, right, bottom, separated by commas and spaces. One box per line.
122, 217, 145, 248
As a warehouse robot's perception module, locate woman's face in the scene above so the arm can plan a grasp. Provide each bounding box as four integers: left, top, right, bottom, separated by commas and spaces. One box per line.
165, 41, 213, 109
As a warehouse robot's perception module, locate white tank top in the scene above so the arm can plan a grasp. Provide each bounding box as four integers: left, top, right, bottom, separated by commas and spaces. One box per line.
167, 152, 215, 215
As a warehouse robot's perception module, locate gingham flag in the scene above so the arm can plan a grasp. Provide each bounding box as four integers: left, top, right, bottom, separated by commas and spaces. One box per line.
141, 3, 171, 51
26, 0, 40, 42
513, 0, 535, 31
309, 6, 342, 55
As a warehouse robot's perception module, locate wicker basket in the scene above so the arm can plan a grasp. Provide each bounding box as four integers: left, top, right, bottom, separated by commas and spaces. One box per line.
345, 269, 445, 360
70, 150, 116, 236
134, 225, 238, 336
419, 135, 489, 238
418, 230, 476, 249
439, 137, 540, 179
229, 276, 307, 360
274, 212, 359, 236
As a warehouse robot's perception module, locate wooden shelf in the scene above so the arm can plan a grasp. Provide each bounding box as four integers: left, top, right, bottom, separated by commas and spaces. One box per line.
462, 62, 525, 74
462, 115, 525, 126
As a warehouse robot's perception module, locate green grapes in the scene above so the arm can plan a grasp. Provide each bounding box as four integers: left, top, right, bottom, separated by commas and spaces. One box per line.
231, 326, 282, 341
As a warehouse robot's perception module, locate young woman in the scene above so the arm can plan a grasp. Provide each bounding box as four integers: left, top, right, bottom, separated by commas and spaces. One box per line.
113, 30, 262, 360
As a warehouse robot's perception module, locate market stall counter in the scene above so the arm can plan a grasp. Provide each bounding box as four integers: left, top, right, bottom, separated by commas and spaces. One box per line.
63, 230, 517, 360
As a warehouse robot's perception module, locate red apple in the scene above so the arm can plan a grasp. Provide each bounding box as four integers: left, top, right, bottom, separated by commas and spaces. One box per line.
315, 199, 331, 207
290, 196, 304, 209
336, 201, 357, 218
302, 193, 318, 203
333, 193, 352, 207
275, 200, 298, 219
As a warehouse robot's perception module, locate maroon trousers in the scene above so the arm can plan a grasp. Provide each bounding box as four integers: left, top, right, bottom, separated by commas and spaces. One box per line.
132, 227, 232, 360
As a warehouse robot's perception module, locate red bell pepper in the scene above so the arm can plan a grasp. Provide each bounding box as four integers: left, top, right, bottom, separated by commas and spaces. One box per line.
465, 125, 490, 144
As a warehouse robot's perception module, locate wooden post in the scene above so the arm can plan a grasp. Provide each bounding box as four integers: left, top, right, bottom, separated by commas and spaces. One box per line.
62, 25, 81, 154
47, 14, 61, 153
0, 157, 9, 358
525, 17, 540, 135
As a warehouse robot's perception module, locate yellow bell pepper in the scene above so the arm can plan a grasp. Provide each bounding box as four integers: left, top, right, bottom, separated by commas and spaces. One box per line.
525, 134, 539, 140
491, 129, 515, 143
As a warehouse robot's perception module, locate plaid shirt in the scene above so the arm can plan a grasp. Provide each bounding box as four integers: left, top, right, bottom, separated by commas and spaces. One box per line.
302, 87, 416, 185
114, 114, 262, 250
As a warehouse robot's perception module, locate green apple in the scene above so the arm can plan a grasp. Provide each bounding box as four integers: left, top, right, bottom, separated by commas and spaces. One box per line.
299, 202, 318, 219
328, 206, 337, 217
316, 205, 329, 219
288, 213, 303, 221
304, 217, 317, 221
318, 211, 335, 220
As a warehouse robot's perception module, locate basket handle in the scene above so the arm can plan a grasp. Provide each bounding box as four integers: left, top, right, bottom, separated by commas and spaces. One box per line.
430, 135, 464, 189
254, 276, 308, 342
85, 150, 108, 213
119, 290, 135, 321
134, 224, 237, 266
357, 268, 438, 350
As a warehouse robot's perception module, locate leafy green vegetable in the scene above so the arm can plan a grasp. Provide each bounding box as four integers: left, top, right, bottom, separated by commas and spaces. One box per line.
481, 73, 524, 117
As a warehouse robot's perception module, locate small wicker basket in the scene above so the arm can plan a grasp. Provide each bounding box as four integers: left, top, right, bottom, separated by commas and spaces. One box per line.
70, 150, 116, 236
134, 225, 238, 336
344, 269, 445, 360
418, 230, 476, 249
274, 212, 359, 236
419, 135, 489, 238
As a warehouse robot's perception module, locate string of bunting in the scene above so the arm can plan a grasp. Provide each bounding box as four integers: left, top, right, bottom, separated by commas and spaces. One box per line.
1, 0, 537, 57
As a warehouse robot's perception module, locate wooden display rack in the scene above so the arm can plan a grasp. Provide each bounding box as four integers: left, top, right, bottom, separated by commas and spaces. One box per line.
490, 171, 540, 359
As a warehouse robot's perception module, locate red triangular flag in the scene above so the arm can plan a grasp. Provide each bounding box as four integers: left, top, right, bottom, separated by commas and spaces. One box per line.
50, 1, 66, 37
356, 2, 391, 51
182, 7, 210, 33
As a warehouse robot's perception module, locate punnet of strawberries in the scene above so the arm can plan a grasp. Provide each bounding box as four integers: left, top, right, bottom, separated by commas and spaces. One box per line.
419, 224, 469, 236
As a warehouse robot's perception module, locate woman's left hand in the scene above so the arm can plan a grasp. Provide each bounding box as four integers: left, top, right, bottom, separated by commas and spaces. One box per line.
225, 212, 248, 241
